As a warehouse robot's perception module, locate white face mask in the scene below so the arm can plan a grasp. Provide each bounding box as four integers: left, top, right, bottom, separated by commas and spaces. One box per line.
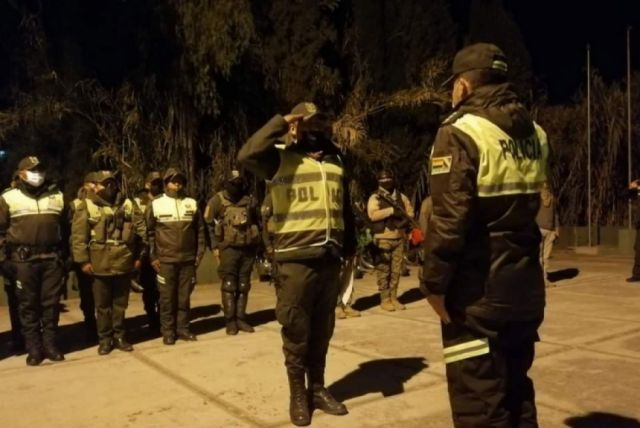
24, 171, 45, 187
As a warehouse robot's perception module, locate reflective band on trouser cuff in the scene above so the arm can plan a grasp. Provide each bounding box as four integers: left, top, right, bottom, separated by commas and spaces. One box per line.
156, 275, 166, 285
443, 338, 490, 364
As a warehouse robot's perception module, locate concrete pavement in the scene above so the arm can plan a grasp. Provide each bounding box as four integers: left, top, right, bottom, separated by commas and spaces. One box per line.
2, 251, 640, 427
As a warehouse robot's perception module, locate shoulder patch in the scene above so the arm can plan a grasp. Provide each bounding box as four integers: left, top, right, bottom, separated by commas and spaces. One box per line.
431, 155, 452, 176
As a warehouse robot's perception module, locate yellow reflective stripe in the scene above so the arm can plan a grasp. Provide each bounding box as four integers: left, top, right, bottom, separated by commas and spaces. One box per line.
156, 275, 166, 284
477, 181, 546, 196
443, 338, 490, 364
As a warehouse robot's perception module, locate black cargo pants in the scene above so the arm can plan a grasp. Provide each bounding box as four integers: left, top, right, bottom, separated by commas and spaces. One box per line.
3, 276, 23, 347
157, 262, 196, 338
275, 253, 341, 379
442, 314, 543, 428
13, 258, 64, 352
74, 264, 96, 328
92, 275, 131, 344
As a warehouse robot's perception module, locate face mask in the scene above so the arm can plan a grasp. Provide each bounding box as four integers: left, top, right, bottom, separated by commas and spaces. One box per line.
149, 181, 163, 197
379, 180, 395, 193
97, 185, 118, 204
24, 171, 45, 188
299, 131, 330, 152
225, 180, 244, 198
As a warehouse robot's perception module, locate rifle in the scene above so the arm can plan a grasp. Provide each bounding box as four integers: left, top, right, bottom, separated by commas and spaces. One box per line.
377, 190, 419, 229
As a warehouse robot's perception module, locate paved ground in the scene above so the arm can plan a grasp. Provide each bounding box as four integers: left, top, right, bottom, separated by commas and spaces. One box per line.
2, 250, 640, 427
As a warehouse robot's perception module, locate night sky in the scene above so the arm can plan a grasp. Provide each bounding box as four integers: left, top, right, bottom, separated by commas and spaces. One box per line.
505, 0, 640, 103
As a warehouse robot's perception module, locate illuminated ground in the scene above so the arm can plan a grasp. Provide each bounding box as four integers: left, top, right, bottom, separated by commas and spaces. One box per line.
1, 250, 640, 427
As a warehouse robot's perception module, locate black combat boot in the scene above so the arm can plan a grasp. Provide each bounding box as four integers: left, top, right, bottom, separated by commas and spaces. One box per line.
236, 293, 255, 333
309, 371, 348, 416
26, 348, 44, 366
98, 339, 114, 355
288, 371, 311, 426
222, 290, 238, 335
43, 337, 65, 362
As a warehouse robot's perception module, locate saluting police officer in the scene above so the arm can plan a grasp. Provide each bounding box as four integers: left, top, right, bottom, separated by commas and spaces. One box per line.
72, 171, 147, 354
0, 156, 67, 366
204, 170, 260, 335
146, 168, 205, 345
367, 170, 414, 311
421, 43, 549, 427
239, 102, 356, 426
132, 171, 163, 331
69, 172, 98, 341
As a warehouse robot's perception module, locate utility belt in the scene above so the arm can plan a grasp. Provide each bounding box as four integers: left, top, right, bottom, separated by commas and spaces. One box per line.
8, 244, 60, 262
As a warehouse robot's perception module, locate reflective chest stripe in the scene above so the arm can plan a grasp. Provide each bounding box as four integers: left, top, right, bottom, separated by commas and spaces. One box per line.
270, 150, 345, 252
3, 188, 64, 218
152, 195, 197, 223
133, 197, 147, 213
452, 114, 548, 197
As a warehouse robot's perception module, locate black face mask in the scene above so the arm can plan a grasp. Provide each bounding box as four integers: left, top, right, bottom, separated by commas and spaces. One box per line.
149, 181, 163, 197
97, 186, 118, 204
225, 180, 245, 200
298, 131, 331, 152
379, 180, 395, 193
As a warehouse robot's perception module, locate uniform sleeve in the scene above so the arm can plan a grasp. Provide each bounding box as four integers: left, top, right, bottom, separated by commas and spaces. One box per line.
195, 207, 206, 265
0, 196, 10, 262
204, 194, 223, 250
145, 203, 158, 263
237, 115, 288, 180
402, 194, 415, 219
367, 194, 393, 222
132, 200, 148, 260
421, 125, 478, 296
71, 200, 91, 265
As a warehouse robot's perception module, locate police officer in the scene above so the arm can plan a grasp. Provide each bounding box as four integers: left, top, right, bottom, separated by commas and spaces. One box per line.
146, 168, 205, 345
71, 171, 147, 354
2, 171, 24, 354
132, 171, 163, 330
239, 102, 355, 426
204, 170, 260, 335
69, 172, 98, 341
367, 170, 414, 311
0, 156, 67, 366
421, 43, 548, 427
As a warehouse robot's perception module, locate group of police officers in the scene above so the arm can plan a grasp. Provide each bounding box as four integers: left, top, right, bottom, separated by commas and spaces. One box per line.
1, 43, 550, 428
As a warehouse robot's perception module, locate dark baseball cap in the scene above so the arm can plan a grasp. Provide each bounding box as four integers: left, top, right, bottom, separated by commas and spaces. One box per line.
145, 171, 162, 183
443, 43, 508, 86
18, 156, 42, 171
163, 167, 187, 183
94, 170, 117, 184
290, 102, 328, 123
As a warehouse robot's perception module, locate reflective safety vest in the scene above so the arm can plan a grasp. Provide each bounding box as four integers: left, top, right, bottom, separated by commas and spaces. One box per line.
451, 114, 548, 197
151, 194, 198, 223
3, 188, 64, 218
270, 149, 345, 253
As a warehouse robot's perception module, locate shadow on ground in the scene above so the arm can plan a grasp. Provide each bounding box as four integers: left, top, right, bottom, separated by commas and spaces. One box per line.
328, 357, 428, 402
565, 412, 640, 428
190, 305, 275, 336
548, 268, 580, 283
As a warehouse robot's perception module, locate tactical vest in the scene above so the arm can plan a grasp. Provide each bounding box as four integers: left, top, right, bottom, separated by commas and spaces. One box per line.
370, 191, 405, 234
85, 198, 135, 245
3, 188, 64, 219
214, 192, 259, 247
270, 148, 345, 254
451, 114, 548, 197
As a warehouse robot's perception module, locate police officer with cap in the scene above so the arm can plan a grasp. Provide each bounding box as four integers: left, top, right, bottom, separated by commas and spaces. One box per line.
71, 171, 147, 354
239, 102, 355, 426
421, 43, 549, 427
146, 168, 205, 345
69, 171, 99, 341
0, 156, 67, 366
133, 171, 163, 330
204, 169, 260, 335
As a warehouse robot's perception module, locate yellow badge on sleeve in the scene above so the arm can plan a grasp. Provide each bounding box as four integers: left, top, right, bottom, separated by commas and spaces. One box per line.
431, 155, 452, 175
